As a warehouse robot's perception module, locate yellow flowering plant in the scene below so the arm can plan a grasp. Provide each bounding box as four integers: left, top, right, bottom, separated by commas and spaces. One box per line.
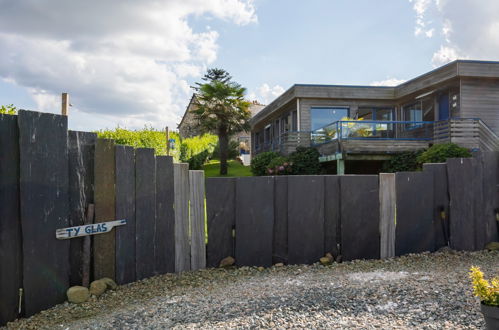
470, 266, 499, 306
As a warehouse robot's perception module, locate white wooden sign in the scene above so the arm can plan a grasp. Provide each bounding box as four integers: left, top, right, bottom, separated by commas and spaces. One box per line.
56, 219, 127, 240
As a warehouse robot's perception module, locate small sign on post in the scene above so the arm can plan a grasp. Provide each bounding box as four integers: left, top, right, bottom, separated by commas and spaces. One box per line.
56, 219, 126, 240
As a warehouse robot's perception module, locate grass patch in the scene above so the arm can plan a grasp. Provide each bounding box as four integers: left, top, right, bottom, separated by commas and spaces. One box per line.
203, 159, 253, 177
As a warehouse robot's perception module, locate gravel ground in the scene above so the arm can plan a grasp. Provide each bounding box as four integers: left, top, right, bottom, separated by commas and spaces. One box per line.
5, 249, 498, 329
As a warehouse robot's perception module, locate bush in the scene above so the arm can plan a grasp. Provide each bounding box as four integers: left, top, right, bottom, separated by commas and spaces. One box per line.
417, 143, 471, 164
211, 139, 239, 160
251, 151, 280, 176
187, 150, 211, 170
180, 134, 218, 162
266, 156, 292, 175
469, 266, 499, 306
382, 150, 423, 173
0, 104, 17, 115
288, 147, 321, 175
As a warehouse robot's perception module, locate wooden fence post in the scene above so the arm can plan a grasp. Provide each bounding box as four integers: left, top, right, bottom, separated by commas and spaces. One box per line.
379, 173, 396, 259
189, 170, 206, 270
174, 163, 190, 272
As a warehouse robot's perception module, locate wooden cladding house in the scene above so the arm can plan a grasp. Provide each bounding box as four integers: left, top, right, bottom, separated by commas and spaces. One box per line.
250, 60, 499, 174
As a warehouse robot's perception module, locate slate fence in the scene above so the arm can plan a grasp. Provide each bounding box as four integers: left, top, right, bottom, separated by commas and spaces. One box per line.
1, 110, 499, 326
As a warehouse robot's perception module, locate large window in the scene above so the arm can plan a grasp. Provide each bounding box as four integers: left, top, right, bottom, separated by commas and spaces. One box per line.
358, 107, 394, 121
310, 107, 349, 131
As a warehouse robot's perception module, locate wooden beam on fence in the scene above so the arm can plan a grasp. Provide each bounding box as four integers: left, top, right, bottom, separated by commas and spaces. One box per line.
115, 146, 136, 284
61, 93, 69, 116
273, 176, 288, 264
18, 110, 70, 317
155, 156, 175, 274
481, 152, 499, 244
82, 204, 94, 288
135, 148, 156, 280
174, 163, 190, 272
206, 178, 235, 268
379, 173, 395, 259
94, 139, 116, 280
68, 131, 96, 286
324, 175, 340, 258
189, 170, 206, 270
0, 114, 22, 325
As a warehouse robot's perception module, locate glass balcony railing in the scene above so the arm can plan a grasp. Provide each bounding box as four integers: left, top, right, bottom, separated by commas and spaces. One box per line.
311, 120, 435, 145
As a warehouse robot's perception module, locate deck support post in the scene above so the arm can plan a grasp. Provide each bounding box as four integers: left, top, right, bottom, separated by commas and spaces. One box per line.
336, 159, 345, 175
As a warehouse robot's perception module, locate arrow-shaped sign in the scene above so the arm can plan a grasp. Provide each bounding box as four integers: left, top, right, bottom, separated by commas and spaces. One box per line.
56, 219, 127, 240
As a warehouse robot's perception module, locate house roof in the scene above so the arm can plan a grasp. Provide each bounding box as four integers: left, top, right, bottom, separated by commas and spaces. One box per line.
177, 94, 198, 129
251, 60, 499, 126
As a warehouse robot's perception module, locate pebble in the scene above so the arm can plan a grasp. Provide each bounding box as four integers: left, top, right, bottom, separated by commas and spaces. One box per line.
5, 249, 498, 329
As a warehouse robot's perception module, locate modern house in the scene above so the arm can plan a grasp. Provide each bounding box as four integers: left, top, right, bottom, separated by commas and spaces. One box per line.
250, 60, 499, 174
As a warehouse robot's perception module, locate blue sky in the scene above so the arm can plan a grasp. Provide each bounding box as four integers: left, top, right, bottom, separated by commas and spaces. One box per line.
0, 0, 497, 131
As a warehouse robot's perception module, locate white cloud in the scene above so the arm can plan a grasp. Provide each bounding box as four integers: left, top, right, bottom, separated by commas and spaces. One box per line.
370, 78, 407, 87
409, 0, 499, 67
0, 0, 256, 130
247, 83, 285, 105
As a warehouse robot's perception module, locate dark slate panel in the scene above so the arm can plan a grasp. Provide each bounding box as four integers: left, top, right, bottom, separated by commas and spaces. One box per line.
481, 152, 499, 244
395, 172, 435, 256
0, 115, 22, 325
115, 145, 136, 284
93, 139, 116, 280
18, 110, 70, 317
472, 154, 485, 250
324, 176, 340, 258
273, 176, 288, 264
135, 148, 156, 280
288, 176, 325, 265
206, 178, 235, 268
422, 163, 449, 250
155, 156, 175, 274
340, 175, 380, 261
447, 158, 475, 251
235, 177, 274, 267
68, 131, 96, 286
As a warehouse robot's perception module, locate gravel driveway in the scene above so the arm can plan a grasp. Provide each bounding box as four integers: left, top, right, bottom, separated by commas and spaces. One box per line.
5, 249, 498, 329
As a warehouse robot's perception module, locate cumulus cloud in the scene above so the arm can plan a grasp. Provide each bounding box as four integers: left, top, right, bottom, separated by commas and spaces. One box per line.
409, 0, 499, 67
247, 83, 285, 105
370, 78, 407, 87
0, 0, 256, 130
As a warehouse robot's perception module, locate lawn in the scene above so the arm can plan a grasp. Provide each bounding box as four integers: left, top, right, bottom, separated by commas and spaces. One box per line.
203, 159, 252, 177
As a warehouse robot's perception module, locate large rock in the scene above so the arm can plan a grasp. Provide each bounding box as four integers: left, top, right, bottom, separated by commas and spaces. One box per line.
219, 256, 235, 268
101, 277, 118, 290
485, 242, 499, 251
67, 286, 90, 304
89, 280, 107, 296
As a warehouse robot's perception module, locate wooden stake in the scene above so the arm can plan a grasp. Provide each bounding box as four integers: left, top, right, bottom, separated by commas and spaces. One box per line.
82, 203, 94, 287
61, 93, 69, 116
166, 126, 170, 156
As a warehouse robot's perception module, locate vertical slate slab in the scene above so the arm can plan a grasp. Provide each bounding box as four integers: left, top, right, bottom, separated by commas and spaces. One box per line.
273, 176, 288, 264
395, 172, 435, 256
190, 170, 206, 270
18, 110, 70, 317
447, 158, 476, 251
68, 131, 96, 286
135, 148, 156, 280
206, 178, 235, 268
155, 156, 175, 274
94, 139, 116, 280
472, 154, 485, 250
423, 163, 449, 250
340, 176, 380, 261
115, 145, 136, 284
324, 176, 340, 258
481, 152, 499, 244
379, 173, 396, 259
235, 177, 274, 267
174, 163, 190, 272
0, 114, 22, 325
288, 176, 324, 265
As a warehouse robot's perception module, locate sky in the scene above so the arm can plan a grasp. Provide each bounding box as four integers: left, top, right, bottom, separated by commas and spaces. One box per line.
0, 0, 498, 131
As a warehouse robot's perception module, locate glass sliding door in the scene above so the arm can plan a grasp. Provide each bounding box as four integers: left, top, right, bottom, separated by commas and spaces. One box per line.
310, 107, 349, 131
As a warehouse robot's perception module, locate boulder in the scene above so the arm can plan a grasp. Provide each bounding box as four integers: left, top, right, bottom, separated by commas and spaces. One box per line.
101, 277, 118, 290
67, 286, 90, 304
89, 280, 107, 296
257, 266, 265, 271
274, 263, 284, 267
219, 256, 235, 268
320, 257, 332, 265
485, 242, 499, 251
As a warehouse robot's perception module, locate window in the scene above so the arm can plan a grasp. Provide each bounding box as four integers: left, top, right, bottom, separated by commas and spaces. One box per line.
358, 107, 394, 121
403, 102, 423, 129
310, 107, 349, 131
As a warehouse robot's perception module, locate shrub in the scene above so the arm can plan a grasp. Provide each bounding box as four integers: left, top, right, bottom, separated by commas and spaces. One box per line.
251, 151, 280, 176
187, 150, 211, 170
180, 134, 218, 162
382, 150, 424, 173
288, 147, 321, 175
211, 139, 239, 160
266, 156, 292, 175
417, 143, 471, 164
0, 104, 17, 115
469, 266, 499, 306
